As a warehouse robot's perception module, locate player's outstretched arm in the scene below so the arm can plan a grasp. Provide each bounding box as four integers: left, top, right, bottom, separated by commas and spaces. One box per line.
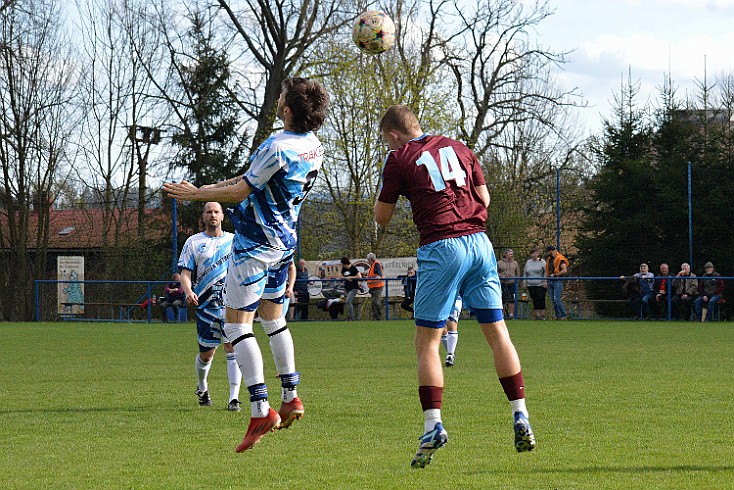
163, 179, 252, 203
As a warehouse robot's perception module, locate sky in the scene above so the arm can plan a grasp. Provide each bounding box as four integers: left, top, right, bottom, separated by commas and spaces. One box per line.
534, 0, 734, 136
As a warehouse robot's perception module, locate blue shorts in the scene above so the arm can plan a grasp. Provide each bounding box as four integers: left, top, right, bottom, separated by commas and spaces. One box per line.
414, 233, 502, 327
196, 307, 229, 352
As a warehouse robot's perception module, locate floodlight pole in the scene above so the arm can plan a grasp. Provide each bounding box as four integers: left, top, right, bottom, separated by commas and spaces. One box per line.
172, 198, 178, 273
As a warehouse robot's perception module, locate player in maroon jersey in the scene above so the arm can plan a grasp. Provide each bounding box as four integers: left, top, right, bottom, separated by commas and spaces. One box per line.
374, 105, 535, 468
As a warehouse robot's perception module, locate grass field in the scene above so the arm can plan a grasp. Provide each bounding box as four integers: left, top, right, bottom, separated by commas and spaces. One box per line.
1, 320, 733, 489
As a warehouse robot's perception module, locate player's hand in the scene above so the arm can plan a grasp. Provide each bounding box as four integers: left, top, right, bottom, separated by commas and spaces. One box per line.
163, 181, 199, 201
186, 292, 199, 306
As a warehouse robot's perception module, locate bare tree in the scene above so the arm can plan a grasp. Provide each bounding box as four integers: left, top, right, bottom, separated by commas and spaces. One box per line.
442, 0, 580, 159
73, 0, 165, 273
0, 0, 78, 320
216, 0, 353, 150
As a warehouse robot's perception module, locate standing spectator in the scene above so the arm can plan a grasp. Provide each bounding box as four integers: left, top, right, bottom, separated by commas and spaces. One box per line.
292, 259, 311, 320
653, 263, 671, 318
366, 252, 385, 320
621, 263, 655, 319
341, 257, 362, 321
375, 105, 535, 468
523, 247, 547, 320
545, 245, 569, 320
163, 77, 328, 452
671, 263, 698, 320
178, 202, 241, 412
497, 249, 521, 319
160, 272, 186, 322
694, 262, 724, 322
281, 260, 297, 319
400, 266, 417, 314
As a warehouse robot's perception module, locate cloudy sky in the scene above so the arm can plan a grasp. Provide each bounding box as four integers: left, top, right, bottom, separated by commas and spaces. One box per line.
535, 0, 734, 136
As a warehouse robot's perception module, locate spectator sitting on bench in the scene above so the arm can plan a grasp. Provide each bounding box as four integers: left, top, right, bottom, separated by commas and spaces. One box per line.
652, 262, 671, 318
316, 296, 345, 320
671, 262, 698, 320
694, 262, 724, 322
160, 272, 186, 322
620, 263, 653, 318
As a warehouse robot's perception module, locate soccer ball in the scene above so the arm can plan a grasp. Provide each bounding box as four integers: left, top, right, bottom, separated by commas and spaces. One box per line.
352, 10, 396, 55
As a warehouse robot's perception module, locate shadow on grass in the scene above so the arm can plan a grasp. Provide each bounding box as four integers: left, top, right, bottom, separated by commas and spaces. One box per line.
527, 465, 734, 474
0, 406, 203, 415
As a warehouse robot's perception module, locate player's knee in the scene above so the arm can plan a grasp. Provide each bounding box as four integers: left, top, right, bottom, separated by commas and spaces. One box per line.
223, 322, 253, 343
261, 317, 288, 336
199, 348, 216, 363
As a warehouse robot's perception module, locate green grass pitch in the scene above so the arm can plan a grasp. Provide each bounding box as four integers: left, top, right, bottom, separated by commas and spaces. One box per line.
1, 320, 733, 489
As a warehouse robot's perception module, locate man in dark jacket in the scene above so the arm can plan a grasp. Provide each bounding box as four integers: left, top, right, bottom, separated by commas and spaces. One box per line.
693, 262, 724, 322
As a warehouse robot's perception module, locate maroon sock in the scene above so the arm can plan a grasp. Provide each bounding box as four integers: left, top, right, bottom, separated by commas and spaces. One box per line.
499, 372, 525, 401
418, 386, 443, 411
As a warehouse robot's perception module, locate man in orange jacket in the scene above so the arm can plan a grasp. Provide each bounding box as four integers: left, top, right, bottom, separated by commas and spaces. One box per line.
366, 252, 385, 320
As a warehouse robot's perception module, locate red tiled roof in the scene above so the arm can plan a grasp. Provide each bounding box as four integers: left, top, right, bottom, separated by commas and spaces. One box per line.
0, 207, 171, 250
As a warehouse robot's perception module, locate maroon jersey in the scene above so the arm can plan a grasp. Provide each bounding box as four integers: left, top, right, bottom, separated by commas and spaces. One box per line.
378, 134, 488, 246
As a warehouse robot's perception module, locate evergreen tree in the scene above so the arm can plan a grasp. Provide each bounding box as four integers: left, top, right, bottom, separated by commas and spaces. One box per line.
168, 10, 246, 236
575, 75, 656, 313
169, 12, 246, 188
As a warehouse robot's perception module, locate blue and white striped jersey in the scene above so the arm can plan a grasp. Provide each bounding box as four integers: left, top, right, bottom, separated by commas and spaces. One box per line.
228, 130, 323, 252
178, 231, 234, 311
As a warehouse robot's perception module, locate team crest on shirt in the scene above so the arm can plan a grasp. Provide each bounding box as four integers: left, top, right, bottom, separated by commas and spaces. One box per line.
197, 243, 208, 254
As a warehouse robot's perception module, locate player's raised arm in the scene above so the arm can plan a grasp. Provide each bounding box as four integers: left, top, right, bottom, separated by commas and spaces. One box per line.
163, 178, 252, 203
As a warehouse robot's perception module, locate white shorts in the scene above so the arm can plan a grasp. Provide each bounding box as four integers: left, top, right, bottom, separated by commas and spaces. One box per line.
223, 245, 293, 311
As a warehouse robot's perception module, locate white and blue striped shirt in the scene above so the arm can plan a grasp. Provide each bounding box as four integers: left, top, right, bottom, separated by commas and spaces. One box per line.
178, 231, 234, 311
229, 130, 323, 252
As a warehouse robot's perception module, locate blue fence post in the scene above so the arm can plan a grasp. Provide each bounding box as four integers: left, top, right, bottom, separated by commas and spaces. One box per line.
666, 275, 672, 321
384, 280, 389, 320
687, 162, 693, 268
171, 198, 178, 273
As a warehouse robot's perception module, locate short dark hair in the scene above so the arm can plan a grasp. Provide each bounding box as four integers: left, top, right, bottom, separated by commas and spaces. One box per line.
379, 105, 421, 134
340, 256, 350, 265
282, 77, 329, 132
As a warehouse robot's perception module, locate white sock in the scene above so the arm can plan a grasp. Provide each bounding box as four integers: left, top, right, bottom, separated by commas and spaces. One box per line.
252, 398, 271, 418
261, 317, 296, 376
424, 408, 442, 433
510, 398, 528, 418
282, 386, 298, 403
223, 323, 264, 388
195, 354, 212, 392
440, 334, 448, 352
226, 352, 242, 402
446, 331, 459, 355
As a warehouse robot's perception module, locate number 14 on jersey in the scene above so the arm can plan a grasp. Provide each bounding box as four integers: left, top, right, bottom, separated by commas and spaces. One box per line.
416, 146, 467, 191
